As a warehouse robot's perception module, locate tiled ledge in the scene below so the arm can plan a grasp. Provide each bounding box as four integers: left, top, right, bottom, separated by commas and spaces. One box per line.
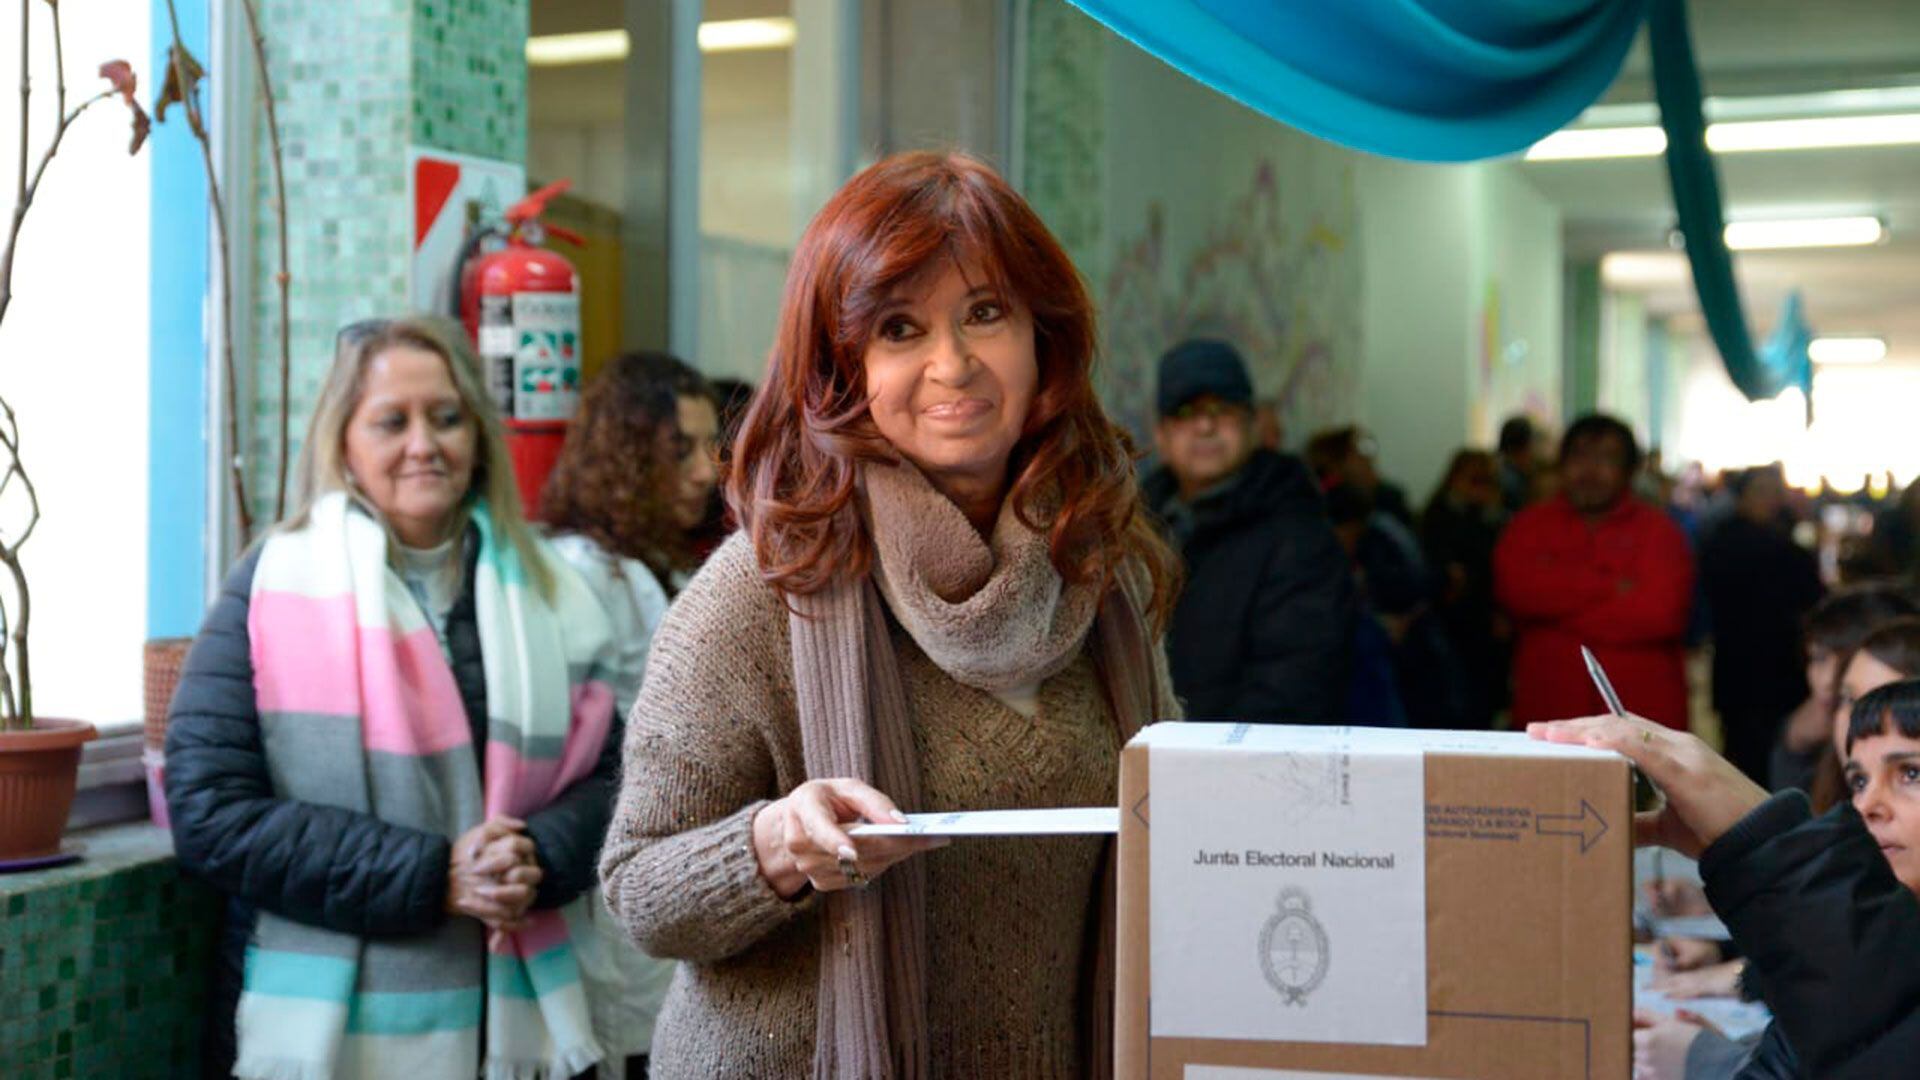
0, 823, 219, 1078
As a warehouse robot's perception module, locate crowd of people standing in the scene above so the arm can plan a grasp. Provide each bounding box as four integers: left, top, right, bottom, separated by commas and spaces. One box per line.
156, 149, 1920, 1079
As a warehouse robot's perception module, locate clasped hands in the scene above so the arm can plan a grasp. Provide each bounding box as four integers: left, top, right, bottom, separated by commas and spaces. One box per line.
446, 814, 543, 938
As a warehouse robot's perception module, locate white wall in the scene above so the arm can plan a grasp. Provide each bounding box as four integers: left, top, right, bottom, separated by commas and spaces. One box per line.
0, 7, 152, 729
1359, 161, 1565, 503
1476, 165, 1564, 441
1356, 160, 1477, 503
1599, 290, 1651, 433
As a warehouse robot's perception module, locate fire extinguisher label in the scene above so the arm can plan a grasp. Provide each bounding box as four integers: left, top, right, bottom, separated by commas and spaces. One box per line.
477, 293, 516, 417
478, 323, 516, 358
508, 292, 581, 422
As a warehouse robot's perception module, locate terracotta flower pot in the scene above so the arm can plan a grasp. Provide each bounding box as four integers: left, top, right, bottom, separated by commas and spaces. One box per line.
0, 718, 97, 861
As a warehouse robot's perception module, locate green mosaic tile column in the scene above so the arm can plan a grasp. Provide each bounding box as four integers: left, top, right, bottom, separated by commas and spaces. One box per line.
0, 825, 221, 1079
242, 0, 528, 528
413, 0, 529, 162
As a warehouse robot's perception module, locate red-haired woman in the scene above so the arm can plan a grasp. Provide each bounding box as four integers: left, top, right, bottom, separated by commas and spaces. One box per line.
598, 151, 1181, 1077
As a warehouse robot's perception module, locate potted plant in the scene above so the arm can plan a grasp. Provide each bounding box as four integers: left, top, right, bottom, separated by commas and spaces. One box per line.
0, 0, 150, 863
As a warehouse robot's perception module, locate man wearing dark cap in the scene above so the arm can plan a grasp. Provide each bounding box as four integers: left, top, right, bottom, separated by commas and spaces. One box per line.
1142, 339, 1356, 722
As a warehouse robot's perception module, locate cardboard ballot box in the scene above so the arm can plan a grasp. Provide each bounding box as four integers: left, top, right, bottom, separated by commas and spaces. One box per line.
1118, 722, 1631, 1080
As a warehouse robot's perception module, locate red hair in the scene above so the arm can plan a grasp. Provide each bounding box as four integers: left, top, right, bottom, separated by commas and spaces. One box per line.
726, 151, 1178, 627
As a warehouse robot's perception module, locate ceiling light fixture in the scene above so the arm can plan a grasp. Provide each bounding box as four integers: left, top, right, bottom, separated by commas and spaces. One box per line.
526, 18, 797, 67
1809, 336, 1888, 364
1523, 126, 1667, 161
526, 30, 627, 67
1722, 216, 1885, 251
1600, 251, 1690, 289
1525, 112, 1920, 162
698, 17, 797, 52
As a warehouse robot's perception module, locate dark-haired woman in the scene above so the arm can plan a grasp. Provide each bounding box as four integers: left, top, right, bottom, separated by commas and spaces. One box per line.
540, 350, 720, 1073
544, 350, 719, 602
598, 151, 1182, 1077
1536, 691, 1920, 1080
1769, 584, 1918, 794
1420, 449, 1507, 729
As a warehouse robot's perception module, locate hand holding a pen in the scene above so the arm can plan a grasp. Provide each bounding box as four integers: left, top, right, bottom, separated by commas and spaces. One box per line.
1528, 712, 1767, 858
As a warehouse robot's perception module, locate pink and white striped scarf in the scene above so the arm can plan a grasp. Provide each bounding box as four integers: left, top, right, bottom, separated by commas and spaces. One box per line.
236, 491, 617, 1080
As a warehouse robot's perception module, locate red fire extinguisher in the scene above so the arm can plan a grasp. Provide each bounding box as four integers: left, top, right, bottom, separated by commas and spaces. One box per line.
456, 179, 585, 519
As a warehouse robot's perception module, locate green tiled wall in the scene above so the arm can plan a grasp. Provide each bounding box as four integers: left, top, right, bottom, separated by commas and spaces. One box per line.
0, 826, 220, 1079
412, 0, 530, 162
242, 0, 528, 528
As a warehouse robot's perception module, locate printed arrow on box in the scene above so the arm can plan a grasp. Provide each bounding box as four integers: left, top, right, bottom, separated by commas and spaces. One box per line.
1535, 799, 1608, 853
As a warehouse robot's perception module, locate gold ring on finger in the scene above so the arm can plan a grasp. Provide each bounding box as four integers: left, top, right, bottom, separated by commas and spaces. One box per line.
839, 856, 868, 888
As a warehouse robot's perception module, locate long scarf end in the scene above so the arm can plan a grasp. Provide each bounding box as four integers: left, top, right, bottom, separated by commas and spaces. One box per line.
482, 1043, 604, 1080
232, 1056, 335, 1080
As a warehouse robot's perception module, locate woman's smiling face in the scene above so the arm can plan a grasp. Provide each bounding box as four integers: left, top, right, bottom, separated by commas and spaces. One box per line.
861, 259, 1037, 501
343, 344, 477, 546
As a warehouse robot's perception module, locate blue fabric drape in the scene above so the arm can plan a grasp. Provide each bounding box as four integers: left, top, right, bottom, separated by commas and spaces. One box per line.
1064, 0, 1795, 405
1649, 0, 1808, 403
1757, 291, 1815, 405
1064, 0, 1649, 162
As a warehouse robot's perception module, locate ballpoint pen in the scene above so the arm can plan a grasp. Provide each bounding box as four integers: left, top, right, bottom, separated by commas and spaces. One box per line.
1582, 645, 1668, 879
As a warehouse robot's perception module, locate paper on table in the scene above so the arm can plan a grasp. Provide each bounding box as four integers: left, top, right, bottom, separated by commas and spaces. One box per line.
1650, 914, 1732, 942
1634, 950, 1771, 1041
848, 807, 1118, 836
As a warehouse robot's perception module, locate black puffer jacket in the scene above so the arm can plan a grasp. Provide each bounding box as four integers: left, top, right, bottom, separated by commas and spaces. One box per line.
1700, 791, 1920, 1078
165, 538, 622, 1077
1143, 449, 1356, 722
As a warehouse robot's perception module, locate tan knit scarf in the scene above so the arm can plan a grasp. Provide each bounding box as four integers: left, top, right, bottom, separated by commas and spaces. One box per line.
788, 460, 1155, 1079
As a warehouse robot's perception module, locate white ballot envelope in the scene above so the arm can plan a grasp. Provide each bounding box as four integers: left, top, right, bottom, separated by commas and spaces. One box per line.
848, 806, 1118, 837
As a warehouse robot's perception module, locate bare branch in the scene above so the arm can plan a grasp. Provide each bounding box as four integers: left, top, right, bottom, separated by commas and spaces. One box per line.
0, 88, 112, 328
16, 1, 26, 215
0, 543, 35, 724
162, 0, 252, 542
0, 396, 37, 551
239, 0, 292, 521
0, 580, 17, 726
48, 0, 65, 125
0, 393, 31, 726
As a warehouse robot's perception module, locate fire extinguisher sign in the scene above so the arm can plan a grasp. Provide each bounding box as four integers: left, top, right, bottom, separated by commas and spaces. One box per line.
511, 292, 581, 421
478, 292, 580, 422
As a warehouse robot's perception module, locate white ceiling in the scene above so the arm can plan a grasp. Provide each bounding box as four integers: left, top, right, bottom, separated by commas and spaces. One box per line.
1522, 0, 1920, 362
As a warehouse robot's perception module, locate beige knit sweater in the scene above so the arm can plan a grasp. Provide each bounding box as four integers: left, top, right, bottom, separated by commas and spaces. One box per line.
599, 532, 1179, 1078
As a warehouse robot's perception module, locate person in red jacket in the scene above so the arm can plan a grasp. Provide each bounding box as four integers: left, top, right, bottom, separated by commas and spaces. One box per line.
1495, 414, 1694, 729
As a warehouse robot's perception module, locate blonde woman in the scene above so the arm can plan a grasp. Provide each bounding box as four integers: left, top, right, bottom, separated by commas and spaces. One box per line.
166, 316, 622, 1079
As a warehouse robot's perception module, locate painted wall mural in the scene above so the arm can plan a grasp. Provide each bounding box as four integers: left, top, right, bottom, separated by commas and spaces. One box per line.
1097, 160, 1360, 444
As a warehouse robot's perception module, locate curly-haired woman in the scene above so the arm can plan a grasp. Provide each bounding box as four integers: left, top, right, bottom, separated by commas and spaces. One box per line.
598, 151, 1183, 1077
543, 350, 719, 689
538, 350, 719, 1071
